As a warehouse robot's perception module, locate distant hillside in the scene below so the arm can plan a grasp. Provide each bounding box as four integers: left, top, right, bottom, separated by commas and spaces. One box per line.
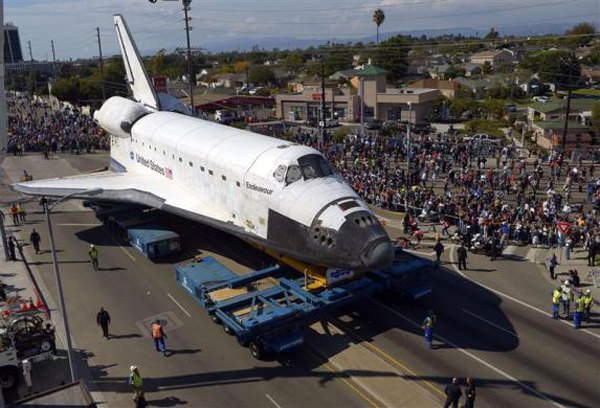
195, 22, 581, 53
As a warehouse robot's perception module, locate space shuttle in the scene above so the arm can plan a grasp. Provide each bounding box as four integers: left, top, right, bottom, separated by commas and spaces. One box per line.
12, 15, 394, 271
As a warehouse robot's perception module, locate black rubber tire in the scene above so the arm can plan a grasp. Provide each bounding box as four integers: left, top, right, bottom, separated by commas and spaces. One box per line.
0, 366, 20, 390
39, 340, 52, 353
249, 341, 264, 360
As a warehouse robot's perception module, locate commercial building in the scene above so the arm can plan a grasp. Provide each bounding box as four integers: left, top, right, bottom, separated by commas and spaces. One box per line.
4, 23, 23, 64
275, 65, 440, 124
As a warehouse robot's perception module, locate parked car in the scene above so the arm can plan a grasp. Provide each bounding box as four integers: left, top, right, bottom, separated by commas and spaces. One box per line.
215, 109, 237, 124
532, 96, 549, 103
364, 120, 382, 130
463, 133, 501, 144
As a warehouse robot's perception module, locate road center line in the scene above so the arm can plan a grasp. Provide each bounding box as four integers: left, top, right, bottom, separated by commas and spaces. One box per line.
167, 293, 191, 317
462, 308, 519, 338
265, 394, 282, 408
448, 250, 600, 340
370, 299, 565, 408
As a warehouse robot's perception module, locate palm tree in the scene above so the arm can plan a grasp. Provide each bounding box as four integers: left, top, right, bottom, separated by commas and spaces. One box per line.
373, 8, 385, 45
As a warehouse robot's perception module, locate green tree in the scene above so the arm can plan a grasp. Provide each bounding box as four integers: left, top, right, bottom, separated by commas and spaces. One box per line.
535, 50, 580, 89
564, 22, 597, 48
249, 66, 276, 85
482, 61, 492, 75
480, 99, 505, 120
372, 8, 385, 45
368, 35, 409, 81
283, 52, 304, 73
591, 102, 600, 137
484, 27, 499, 40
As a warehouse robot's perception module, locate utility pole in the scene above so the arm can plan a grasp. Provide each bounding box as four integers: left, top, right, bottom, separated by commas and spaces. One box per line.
245, 63, 249, 91
50, 40, 56, 78
320, 55, 326, 143
183, 0, 195, 116
27, 40, 33, 61
96, 27, 106, 101
561, 88, 572, 151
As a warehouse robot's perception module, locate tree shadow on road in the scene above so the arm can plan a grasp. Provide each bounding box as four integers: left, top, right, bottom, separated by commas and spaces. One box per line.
146, 396, 188, 407
165, 348, 201, 357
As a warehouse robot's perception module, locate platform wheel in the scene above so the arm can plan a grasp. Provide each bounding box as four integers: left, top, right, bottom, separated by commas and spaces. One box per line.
223, 324, 234, 335
210, 314, 221, 324
249, 341, 264, 360
0, 366, 19, 390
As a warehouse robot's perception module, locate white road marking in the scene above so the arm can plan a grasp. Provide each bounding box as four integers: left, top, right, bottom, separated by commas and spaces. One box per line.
167, 293, 191, 317
118, 245, 136, 261
370, 299, 565, 408
265, 394, 283, 408
57, 223, 103, 227
448, 251, 600, 340
462, 308, 519, 338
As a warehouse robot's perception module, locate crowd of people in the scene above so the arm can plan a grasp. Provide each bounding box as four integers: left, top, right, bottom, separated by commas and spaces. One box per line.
289, 126, 600, 252
7, 92, 109, 156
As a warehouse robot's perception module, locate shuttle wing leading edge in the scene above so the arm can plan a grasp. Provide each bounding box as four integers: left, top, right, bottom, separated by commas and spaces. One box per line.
113, 14, 160, 111
12, 171, 233, 230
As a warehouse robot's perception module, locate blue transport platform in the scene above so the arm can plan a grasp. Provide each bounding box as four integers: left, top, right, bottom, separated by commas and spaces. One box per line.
127, 224, 181, 259
175, 247, 433, 359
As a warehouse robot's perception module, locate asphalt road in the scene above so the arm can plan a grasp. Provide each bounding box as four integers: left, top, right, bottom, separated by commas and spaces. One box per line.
3, 151, 600, 407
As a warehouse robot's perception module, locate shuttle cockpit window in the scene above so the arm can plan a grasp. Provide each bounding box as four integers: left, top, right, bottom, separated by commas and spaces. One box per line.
273, 165, 287, 182
285, 165, 302, 185
297, 154, 334, 180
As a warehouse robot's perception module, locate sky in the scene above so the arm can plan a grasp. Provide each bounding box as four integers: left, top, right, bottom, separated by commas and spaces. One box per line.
4, 0, 599, 60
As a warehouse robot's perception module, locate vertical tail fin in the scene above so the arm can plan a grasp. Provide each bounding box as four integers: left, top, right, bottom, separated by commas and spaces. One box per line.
113, 14, 160, 111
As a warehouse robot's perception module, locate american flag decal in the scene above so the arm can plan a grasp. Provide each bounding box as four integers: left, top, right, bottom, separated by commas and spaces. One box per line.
165, 167, 173, 179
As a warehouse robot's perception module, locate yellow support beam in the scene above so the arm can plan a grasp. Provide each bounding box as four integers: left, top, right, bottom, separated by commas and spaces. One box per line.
245, 241, 328, 290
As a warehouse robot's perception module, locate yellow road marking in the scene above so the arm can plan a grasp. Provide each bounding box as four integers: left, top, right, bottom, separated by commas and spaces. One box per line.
304, 346, 380, 408
333, 318, 446, 398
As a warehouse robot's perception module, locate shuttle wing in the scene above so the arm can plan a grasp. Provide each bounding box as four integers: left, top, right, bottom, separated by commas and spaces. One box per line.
12, 171, 231, 224
113, 14, 160, 111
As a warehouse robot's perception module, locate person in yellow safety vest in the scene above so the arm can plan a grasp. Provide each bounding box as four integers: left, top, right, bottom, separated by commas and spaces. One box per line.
552, 286, 561, 319
421, 310, 436, 349
129, 365, 144, 402
17, 202, 26, 222
88, 244, 99, 270
582, 289, 594, 323
573, 293, 586, 329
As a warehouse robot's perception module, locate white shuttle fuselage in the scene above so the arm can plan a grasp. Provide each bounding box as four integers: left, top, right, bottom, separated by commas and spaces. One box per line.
12, 15, 394, 271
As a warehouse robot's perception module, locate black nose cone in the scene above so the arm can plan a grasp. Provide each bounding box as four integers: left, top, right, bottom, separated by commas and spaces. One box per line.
361, 240, 394, 270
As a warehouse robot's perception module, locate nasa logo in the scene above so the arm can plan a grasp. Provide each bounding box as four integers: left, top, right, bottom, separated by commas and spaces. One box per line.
129, 151, 134, 160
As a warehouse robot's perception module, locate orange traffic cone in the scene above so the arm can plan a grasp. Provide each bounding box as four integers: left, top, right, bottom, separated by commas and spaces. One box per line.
28, 298, 37, 310
20, 302, 28, 312
36, 298, 44, 309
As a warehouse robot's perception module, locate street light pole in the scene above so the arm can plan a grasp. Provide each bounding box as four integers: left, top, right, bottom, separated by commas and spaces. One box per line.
45, 188, 103, 383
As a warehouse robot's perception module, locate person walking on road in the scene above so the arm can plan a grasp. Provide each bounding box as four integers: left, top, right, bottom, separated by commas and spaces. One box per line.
30, 229, 41, 254
457, 244, 468, 270
434, 239, 444, 263
443, 377, 462, 408
548, 253, 558, 280
588, 242, 596, 266
8, 236, 17, 261
128, 365, 145, 403
583, 289, 594, 322
88, 244, 99, 270
151, 319, 167, 356
96, 307, 111, 339
464, 377, 476, 408
10, 204, 19, 226
552, 286, 562, 319
421, 310, 436, 349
